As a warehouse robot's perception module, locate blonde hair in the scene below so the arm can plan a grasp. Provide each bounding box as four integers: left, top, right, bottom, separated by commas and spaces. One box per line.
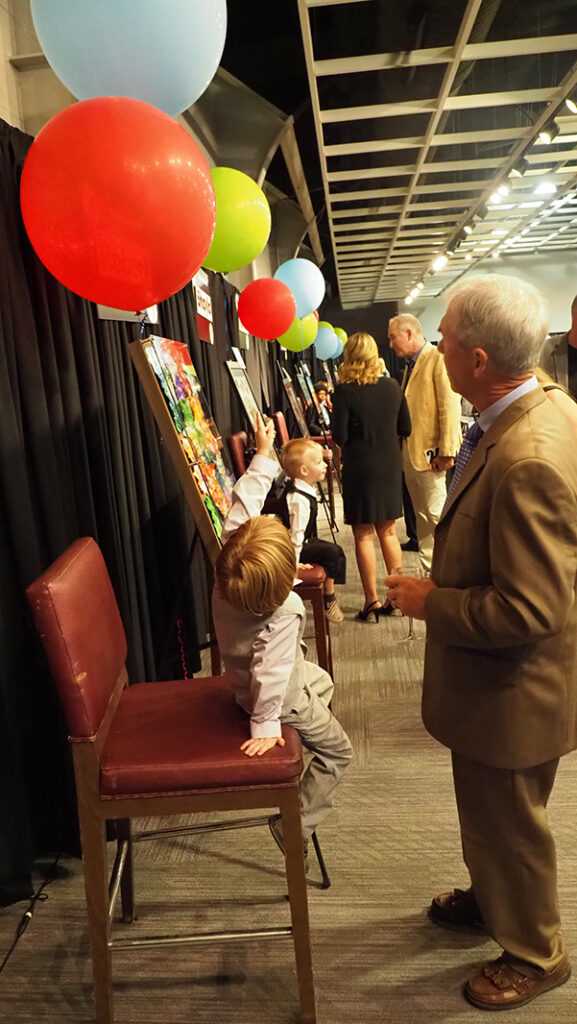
338, 332, 381, 385
281, 438, 320, 479
215, 515, 296, 616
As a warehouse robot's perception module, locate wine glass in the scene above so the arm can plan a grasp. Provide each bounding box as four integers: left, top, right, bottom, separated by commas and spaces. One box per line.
389, 565, 423, 645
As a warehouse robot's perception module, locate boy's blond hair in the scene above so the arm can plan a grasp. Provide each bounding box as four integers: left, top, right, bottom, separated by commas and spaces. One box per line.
215, 515, 296, 616
281, 437, 321, 480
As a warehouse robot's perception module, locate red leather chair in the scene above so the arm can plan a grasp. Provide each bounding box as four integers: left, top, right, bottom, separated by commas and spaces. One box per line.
26, 537, 316, 1024
226, 429, 249, 478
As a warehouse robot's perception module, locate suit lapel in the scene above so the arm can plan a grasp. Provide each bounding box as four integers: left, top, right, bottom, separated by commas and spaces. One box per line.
405, 341, 432, 397
439, 387, 548, 520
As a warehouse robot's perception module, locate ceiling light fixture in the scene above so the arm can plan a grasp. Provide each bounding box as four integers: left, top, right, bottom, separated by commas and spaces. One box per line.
431, 255, 448, 272
463, 224, 473, 234
404, 296, 413, 305
489, 191, 502, 204
566, 97, 577, 114
538, 121, 560, 145
416, 282, 424, 290
509, 157, 530, 178
498, 184, 510, 197
533, 180, 557, 195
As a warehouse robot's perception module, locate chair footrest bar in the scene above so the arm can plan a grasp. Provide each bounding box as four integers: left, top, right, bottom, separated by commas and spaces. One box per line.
108, 839, 128, 923
134, 816, 270, 842
109, 926, 292, 949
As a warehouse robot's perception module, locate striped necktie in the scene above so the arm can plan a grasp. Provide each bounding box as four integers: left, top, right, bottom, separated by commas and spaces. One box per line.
445, 422, 484, 505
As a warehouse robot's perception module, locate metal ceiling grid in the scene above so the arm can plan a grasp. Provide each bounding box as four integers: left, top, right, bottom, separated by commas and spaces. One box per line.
297, 0, 577, 309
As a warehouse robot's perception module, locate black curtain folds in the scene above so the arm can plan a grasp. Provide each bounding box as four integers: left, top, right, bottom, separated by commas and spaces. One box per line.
0, 117, 315, 905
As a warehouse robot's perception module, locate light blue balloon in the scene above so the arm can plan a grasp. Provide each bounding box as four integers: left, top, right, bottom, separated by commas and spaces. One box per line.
314, 327, 340, 360
31, 0, 227, 116
331, 338, 344, 359
274, 258, 325, 318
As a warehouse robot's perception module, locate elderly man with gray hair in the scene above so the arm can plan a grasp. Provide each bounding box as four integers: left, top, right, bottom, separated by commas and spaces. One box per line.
387, 275, 577, 1010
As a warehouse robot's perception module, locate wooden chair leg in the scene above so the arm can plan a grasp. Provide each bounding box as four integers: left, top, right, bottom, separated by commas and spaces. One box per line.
309, 586, 333, 676
116, 819, 136, 923
281, 791, 316, 1024
78, 803, 114, 1024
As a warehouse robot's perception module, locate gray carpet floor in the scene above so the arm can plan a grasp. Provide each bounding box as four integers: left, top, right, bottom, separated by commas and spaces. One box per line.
2, 494, 577, 1022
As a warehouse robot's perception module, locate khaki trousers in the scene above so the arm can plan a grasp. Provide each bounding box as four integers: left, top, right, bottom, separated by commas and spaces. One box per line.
401, 442, 447, 572
452, 751, 565, 974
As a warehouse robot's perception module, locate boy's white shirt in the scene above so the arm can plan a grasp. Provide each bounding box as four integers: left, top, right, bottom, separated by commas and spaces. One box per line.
214, 453, 305, 738
285, 477, 317, 563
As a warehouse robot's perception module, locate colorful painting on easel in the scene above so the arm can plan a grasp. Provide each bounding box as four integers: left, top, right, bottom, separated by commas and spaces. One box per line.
144, 336, 234, 537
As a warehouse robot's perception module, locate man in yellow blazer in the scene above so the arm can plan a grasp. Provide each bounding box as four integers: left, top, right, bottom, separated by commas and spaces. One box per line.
386, 275, 577, 1010
388, 314, 461, 571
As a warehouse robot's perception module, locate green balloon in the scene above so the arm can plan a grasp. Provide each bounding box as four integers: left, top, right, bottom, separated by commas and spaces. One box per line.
203, 167, 271, 273
278, 313, 318, 352
334, 327, 348, 344
318, 320, 333, 331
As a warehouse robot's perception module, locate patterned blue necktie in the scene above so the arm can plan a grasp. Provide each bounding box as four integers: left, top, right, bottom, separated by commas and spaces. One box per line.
445, 422, 484, 505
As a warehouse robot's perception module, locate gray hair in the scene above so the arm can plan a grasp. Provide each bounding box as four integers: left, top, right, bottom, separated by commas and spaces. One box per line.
445, 275, 549, 376
389, 313, 425, 340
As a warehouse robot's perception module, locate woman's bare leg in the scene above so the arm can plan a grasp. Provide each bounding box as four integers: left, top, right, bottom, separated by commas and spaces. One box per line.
352, 524, 378, 607
375, 520, 402, 575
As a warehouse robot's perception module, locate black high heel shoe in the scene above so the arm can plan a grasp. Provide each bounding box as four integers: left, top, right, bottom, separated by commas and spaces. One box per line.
355, 600, 382, 622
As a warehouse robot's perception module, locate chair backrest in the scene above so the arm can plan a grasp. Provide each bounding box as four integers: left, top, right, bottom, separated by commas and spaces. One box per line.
273, 411, 290, 446
226, 430, 248, 478
26, 537, 128, 739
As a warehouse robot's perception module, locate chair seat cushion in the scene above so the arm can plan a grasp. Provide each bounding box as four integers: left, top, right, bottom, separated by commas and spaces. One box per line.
100, 675, 303, 798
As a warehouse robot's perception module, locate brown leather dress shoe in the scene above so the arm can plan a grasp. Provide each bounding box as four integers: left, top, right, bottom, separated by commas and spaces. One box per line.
465, 955, 571, 1010
428, 886, 486, 932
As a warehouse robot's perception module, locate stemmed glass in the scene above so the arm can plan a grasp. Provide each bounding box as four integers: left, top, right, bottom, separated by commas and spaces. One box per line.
390, 565, 423, 645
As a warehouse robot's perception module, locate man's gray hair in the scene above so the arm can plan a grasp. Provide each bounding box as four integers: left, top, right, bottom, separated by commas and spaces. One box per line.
389, 313, 425, 340
445, 275, 549, 376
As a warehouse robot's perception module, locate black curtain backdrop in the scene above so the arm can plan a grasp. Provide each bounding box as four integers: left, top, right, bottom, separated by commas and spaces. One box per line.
0, 117, 332, 906
0, 119, 251, 905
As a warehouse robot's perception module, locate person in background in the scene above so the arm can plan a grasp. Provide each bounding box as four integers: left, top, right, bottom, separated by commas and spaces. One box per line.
331, 332, 411, 621
306, 381, 332, 435
539, 293, 577, 397
212, 418, 353, 864
278, 437, 346, 623
386, 275, 577, 1011
388, 313, 461, 572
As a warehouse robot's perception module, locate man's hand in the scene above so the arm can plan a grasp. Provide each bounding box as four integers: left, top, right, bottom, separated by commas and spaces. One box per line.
241, 735, 286, 757
298, 562, 315, 571
254, 416, 276, 458
384, 574, 437, 619
430, 455, 454, 472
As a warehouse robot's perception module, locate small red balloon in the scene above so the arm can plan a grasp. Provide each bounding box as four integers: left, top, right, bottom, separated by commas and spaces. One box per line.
20, 96, 216, 311
237, 278, 296, 340
312, 309, 320, 321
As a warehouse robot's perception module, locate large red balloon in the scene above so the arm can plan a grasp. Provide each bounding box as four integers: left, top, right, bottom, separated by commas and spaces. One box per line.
237, 278, 296, 340
20, 97, 216, 311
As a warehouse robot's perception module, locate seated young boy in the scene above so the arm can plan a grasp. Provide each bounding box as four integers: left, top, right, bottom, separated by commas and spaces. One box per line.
278, 438, 346, 623
212, 419, 352, 861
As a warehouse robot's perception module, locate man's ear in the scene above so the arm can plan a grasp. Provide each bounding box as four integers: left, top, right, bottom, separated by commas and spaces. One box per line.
472, 347, 489, 376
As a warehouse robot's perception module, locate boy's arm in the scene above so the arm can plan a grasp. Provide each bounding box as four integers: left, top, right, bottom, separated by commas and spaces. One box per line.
242, 612, 300, 756
286, 490, 308, 563
221, 419, 277, 543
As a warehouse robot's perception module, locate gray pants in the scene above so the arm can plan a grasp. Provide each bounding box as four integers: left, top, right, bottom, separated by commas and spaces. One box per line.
281, 666, 353, 840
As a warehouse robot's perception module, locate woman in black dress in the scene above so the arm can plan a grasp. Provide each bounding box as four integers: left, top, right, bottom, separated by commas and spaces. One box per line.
332, 332, 411, 620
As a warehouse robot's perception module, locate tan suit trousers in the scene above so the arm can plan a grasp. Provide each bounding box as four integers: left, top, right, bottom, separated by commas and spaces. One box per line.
401, 441, 447, 572
452, 751, 565, 973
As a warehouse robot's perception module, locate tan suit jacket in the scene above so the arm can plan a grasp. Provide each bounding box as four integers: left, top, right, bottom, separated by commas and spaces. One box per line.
539, 332, 569, 390
403, 342, 461, 471
422, 387, 577, 769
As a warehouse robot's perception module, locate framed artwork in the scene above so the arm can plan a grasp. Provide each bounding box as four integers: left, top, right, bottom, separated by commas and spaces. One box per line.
322, 361, 337, 390
276, 361, 309, 437
226, 360, 265, 431
129, 335, 235, 562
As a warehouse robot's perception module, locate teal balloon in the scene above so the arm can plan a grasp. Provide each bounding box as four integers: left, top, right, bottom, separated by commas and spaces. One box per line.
204, 168, 271, 273
274, 258, 325, 317
314, 326, 340, 360
31, 0, 227, 116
